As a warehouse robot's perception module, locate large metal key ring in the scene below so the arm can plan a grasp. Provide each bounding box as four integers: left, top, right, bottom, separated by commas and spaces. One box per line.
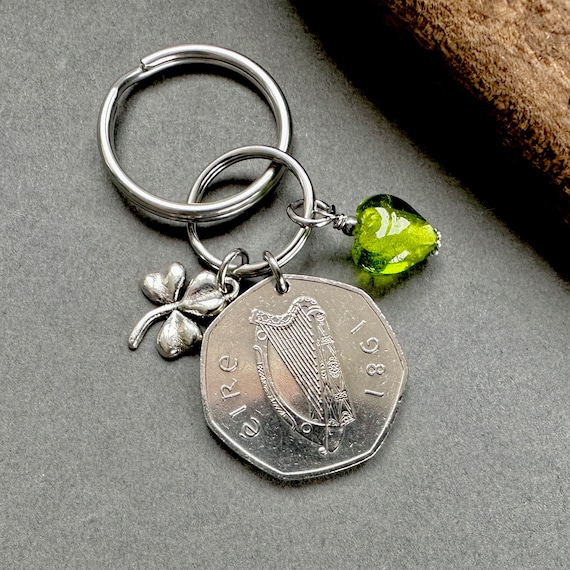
187, 145, 315, 279
98, 45, 292, 223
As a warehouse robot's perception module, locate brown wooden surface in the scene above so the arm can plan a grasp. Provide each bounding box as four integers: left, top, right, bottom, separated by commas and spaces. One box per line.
378, 0, 570, 224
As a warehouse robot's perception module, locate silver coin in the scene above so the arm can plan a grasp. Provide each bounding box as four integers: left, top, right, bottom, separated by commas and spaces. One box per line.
200, 274, 408, 480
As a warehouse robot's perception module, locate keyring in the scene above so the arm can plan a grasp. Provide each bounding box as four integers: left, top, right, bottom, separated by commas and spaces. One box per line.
114, 46, 439, 479
98, 45, 292, 222
187, 145, 314, 279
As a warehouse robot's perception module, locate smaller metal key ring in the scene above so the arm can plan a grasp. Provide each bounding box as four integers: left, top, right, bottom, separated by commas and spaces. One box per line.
187, 145, 315, 279
98, 45, 292, 222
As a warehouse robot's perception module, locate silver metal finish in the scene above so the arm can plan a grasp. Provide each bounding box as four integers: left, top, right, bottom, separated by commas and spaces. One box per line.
129, 264, 240, 359
217, 248, 249, 294
187, 145, 314, 279
287, 199, 356, 235
201, 274, 408, 480
98, 45, 292, 222
287, 199, 338, 228
336, 215, 358, 236
263, 250, 289, 294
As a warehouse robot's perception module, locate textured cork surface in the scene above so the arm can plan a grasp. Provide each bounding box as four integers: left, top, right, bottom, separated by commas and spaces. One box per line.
378, 0, 570, 223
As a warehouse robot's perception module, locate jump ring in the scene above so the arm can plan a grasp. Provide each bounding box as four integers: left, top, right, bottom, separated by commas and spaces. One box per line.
287, 199, 336, 228
217, 248, 249, 293
98, 45, 292, 222
187, 145, 315, 279
263, 251, 289, 294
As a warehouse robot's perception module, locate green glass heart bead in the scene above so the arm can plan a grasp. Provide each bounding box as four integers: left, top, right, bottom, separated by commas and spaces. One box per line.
351, 194, 439, 275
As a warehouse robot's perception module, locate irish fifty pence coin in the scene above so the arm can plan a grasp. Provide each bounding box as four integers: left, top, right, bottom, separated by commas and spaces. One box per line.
200, 274, 408, 480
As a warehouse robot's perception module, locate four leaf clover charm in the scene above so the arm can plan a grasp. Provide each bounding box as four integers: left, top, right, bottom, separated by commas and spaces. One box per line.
128, 262, 240, 359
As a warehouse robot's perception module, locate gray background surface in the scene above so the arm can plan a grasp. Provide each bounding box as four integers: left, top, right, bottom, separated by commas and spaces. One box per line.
1, 1, 568, 568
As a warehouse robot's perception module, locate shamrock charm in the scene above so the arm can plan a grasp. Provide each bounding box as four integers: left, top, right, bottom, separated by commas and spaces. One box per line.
128, 262, 240, 359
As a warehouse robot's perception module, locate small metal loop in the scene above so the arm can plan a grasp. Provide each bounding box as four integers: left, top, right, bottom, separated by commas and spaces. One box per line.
187, 145, 315, 279
263, 251, 289, 294
98, 45, 292, 222
287, 199, 337, 228
217, 248, 249, 293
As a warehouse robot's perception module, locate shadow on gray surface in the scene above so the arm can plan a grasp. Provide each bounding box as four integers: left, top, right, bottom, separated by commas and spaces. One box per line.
292, 0, 570, 281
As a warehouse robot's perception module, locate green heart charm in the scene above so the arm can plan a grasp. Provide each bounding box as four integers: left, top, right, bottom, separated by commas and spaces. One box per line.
351, 194, 439, 275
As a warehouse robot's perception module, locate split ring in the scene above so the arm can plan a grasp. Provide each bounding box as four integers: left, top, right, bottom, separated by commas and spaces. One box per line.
98, 45, 292, 222
187, 145, 315, 279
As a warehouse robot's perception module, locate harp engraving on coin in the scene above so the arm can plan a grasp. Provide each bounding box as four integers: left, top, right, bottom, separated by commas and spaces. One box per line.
250, 296, 355, 455
200, 275, 408, 481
